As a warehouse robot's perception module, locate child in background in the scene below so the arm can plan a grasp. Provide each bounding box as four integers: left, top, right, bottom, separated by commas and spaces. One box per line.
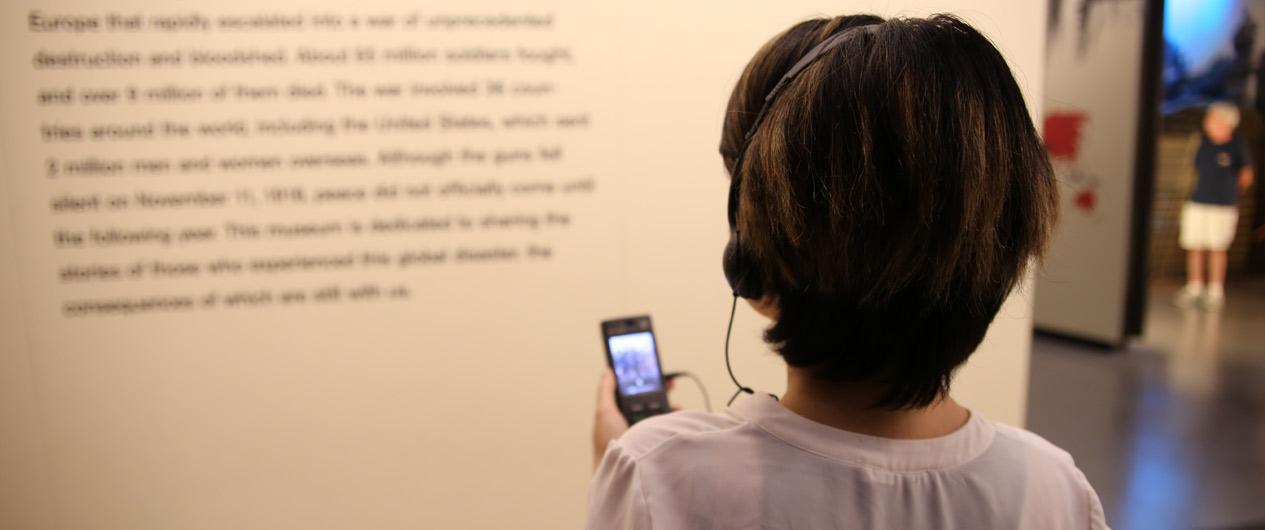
1177, 102, 1255, 309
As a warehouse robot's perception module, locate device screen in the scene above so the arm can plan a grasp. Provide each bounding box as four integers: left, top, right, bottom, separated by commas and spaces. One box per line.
606, 331, 664, 396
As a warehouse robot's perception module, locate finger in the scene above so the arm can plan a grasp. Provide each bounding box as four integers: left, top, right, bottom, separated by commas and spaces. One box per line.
665, 378, 675, 393
597, 368, 619, 411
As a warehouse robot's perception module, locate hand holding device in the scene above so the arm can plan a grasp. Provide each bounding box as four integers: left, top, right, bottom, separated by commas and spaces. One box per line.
592, 368, 629, 469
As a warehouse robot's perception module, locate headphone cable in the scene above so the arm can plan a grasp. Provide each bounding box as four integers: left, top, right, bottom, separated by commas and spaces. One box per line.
663, 371, 713, 412
724, 293, 755, 406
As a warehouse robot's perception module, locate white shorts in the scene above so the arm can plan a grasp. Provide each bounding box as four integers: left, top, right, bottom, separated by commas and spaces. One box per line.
1180, 202, 1238, 251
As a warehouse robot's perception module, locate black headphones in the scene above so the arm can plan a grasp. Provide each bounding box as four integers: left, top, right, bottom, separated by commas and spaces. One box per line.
721, 24, 877, 403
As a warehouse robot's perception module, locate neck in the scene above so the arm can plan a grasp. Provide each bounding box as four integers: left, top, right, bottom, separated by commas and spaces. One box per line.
779, 367, 970, 439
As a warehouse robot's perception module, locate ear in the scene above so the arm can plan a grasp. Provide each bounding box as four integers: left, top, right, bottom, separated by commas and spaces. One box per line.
723, 234, 766, 299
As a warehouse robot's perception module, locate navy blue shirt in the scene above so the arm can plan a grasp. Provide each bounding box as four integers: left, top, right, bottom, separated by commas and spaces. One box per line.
1191, 137, 1251, 206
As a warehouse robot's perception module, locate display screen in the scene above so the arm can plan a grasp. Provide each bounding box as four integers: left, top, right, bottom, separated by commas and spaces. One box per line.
607, 331, 663, 396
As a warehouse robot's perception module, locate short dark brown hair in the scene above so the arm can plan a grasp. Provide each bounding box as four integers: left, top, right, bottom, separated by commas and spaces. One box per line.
721, 14, 1057, 408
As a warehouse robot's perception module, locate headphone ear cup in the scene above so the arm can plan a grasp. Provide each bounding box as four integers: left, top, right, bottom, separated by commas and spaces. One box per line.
723, 233, 766, 300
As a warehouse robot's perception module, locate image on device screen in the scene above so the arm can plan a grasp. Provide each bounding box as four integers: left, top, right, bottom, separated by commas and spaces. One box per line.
607, 331, 663, 395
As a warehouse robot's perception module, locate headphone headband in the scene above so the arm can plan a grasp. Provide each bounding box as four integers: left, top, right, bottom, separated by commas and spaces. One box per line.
727, 24, 877, 227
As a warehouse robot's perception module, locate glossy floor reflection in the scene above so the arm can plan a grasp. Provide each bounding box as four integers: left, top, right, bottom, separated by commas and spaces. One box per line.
1028, 278, 1265, 530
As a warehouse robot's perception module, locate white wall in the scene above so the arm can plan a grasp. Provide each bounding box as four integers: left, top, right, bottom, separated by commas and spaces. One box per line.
0, 148, 58, 530
1, 2, 1048, 528
1036, 0, 1146, 345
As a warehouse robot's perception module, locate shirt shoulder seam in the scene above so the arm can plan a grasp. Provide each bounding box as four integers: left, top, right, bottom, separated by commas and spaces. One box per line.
630, 418, 746, 462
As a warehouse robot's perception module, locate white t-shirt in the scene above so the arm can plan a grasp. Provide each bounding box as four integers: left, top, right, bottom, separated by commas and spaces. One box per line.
587, 393, 1108, 529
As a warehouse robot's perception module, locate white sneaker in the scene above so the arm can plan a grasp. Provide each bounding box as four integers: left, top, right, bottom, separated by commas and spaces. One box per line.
1203, 290, 1225, 310
1175, 286, 1202, 308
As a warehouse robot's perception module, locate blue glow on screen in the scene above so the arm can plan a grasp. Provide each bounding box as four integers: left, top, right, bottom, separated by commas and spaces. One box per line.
1165, 0, 1240, 72
608, 331, 662, 395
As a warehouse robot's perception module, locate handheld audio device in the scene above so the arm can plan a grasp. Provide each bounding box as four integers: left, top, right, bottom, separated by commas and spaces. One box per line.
721, 24, 878, 404
601, 315, 671, 424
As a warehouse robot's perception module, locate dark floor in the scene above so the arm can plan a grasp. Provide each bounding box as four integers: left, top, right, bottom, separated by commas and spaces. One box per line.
1028, 278, 1265, 530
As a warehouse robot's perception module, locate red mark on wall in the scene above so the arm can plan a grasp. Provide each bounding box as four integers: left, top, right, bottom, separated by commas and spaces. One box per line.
1074, 187, 1097, 212
1044, 112, 1088, 162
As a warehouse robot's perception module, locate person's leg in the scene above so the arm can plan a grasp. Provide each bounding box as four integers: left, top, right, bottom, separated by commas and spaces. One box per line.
1178, 249, 1206, 307
1207, 250, 1228, 305
1178, 203, 1206, 307
1203, 205, 1239, 309
1186, 249, 1206, 288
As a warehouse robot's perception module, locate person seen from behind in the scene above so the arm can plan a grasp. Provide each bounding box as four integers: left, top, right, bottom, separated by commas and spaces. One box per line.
587, 14, 1109, 529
